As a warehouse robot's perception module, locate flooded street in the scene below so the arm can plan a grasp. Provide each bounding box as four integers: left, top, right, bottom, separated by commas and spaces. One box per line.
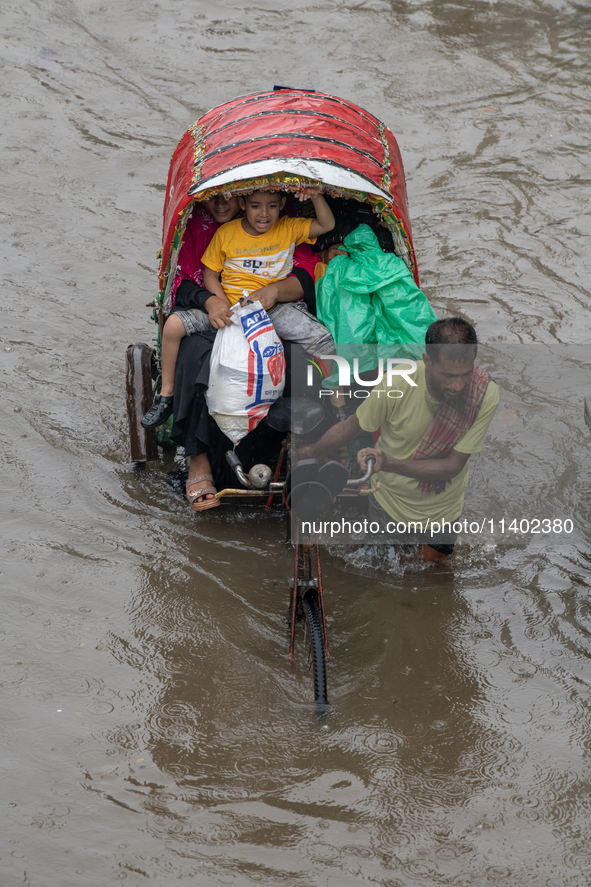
2, 0, 591, 883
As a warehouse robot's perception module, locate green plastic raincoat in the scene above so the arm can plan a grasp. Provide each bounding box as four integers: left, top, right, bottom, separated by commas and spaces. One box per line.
316, 225, 438, 380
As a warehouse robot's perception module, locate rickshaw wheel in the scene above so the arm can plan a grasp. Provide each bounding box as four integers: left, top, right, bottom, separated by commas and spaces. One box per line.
126, 342, 159, 465
302, 592, 328, 706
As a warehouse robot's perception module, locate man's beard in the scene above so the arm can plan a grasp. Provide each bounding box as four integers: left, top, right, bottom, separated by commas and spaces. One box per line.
426, 375, 468, 415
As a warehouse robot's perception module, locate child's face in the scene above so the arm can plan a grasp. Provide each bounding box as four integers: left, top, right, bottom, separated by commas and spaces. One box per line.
201, 194, 239, 224
240, 190, 286, 235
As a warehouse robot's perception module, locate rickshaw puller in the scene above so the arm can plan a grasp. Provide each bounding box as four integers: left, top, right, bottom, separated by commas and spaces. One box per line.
298, 318, 500, 561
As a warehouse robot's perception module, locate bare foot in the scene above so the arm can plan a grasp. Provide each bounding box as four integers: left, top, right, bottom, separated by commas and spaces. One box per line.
421, 544, 449, 562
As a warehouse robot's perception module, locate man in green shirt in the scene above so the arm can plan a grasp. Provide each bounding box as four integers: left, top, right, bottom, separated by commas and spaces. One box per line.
300, 317, 500, 560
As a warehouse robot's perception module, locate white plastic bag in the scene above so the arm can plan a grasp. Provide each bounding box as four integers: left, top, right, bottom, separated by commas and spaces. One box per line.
205, 300, 286, 444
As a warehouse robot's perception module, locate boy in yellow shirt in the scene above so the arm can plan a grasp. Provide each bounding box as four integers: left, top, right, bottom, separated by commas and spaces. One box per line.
143, 188, 335, 428
202, 188, 333, 307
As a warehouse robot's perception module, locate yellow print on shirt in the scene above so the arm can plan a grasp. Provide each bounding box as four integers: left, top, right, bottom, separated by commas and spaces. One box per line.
236, 244, 281, 255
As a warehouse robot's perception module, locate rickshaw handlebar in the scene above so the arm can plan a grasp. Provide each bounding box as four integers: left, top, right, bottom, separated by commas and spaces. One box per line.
345, 454, 376, 489
224, 450, 376, 497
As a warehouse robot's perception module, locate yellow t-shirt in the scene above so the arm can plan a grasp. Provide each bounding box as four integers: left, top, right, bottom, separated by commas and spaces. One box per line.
356, 361, 500, 524
201, 216, 316, 306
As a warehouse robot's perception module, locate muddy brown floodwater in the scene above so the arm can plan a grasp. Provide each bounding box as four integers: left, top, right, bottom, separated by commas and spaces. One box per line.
2, 1, 591, 884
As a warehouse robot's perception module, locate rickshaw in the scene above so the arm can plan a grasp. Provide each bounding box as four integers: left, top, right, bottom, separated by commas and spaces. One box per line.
126, 88, 420, 706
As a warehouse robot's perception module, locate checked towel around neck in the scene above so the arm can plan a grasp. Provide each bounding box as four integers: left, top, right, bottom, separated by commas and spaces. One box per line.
412, 365, 491, 495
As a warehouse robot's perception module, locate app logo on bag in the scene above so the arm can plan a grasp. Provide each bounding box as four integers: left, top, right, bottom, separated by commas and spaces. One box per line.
242, 309, 274, 340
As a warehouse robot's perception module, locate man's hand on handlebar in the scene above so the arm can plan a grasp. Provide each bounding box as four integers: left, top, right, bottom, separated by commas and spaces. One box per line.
357, 447, 384, 473
204, 295, 233, 329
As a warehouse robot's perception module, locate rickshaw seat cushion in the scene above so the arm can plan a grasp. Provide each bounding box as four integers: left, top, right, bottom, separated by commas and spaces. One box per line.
290, 481, 333, 523
287, 459, 320, 489
288, 463, 348, 522
317, 460, 349, 497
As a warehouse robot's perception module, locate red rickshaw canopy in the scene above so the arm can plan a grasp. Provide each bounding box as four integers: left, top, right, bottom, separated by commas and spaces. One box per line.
159, 89, 418, 302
